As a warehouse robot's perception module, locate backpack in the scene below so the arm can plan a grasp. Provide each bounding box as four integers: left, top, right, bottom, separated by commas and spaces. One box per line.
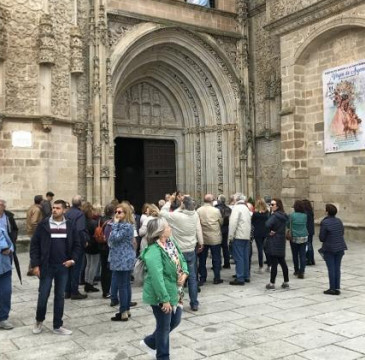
221, 205, 232, 226
94, 219, 106, 244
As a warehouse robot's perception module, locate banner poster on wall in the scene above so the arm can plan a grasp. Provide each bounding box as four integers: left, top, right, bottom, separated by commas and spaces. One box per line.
323, 60, 365, 153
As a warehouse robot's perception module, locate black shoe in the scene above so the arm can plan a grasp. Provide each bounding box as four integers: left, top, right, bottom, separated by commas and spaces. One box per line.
130, 301, 137, 307
64, 292, 71, 299
323, 289, 337, 295
197, 286, 201, 293
232, 275, 237, 278
335, 290, 341, 295
245, 279, 251, 283
223, 264, 231, 269
110, 300, 119, 307
293, 271, 298, 276
229, 279, 245, 286
71, 292, 87, 300
191, 305, 198, 311
85, 283, 100, 293
298, 273, 304, 279
111, 312, 128, 322
198, 280, 205, 287
213, 279, 223, 285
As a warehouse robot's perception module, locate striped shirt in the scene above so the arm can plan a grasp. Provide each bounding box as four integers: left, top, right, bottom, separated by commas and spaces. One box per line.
49, 216, 68, 264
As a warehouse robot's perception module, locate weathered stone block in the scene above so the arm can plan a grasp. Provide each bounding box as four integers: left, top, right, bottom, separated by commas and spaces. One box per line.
353, 157, 365, 166
346, 166, 359, 175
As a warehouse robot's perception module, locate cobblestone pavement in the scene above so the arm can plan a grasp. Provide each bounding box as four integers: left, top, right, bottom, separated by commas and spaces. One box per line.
1, 240, 365, 360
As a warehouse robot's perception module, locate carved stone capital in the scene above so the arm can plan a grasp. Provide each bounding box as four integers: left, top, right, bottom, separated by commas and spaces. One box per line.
101, 166, 110, 178
70, 26, 84, 74
41, 116, 53, 132
39, 14, 55, 65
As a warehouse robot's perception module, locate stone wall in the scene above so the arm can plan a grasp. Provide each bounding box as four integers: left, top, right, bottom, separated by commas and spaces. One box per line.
0, 121, 78, 210
279, 2, 365, 237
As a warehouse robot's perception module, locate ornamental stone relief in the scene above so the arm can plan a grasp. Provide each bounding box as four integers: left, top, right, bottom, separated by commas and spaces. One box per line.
267, 0, 320, 23
0, 8, 8, 60
39, 13, 55, 65
70, 26, 84, 74
108, 16, 141, 51
115, 82, 176, 126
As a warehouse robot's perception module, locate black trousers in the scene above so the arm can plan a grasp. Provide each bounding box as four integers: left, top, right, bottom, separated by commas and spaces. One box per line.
269, 255, 289, 284
100, 248, 112, 296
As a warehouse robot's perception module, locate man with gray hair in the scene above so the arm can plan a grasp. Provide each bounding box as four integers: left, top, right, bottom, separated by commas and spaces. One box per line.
65, 195, 89, 300
160, 194, 203, 311
228, 193, 252, 285
215, 195, 232, 269
197, 194, 223, 285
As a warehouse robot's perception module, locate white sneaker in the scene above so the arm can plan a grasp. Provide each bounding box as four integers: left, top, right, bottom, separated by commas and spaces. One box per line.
0, 320, 14, 330
33, 322, 43, 334
140, 339, 156, 359
53, 326, 72, 335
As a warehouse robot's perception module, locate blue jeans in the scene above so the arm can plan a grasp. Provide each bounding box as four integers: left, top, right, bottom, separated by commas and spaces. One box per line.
110, 271, 118, 302
36, 264, 69, 329
232, 239, 250, 282
113, 270, 131, 313
182, 251, 198, 308
290, 242, 307, 274
0, 270, 12, 322
306, 235, 315, 264
324, 251, 344, 290
144, 306, 182, 360
66, 249, 84, 295
198, 244, 221, 282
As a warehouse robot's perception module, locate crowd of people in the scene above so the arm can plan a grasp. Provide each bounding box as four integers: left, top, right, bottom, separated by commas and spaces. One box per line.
0, 192, 348, 360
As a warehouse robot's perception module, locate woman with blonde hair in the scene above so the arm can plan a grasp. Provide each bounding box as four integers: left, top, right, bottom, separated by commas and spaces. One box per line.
108, 203, 135, 321
140, 217, 188, 359
138, 203, 160, 251
252, 198, 270, 273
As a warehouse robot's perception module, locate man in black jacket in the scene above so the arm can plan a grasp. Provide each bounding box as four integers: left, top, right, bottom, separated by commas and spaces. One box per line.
30, 200, 81, 335
65, 195, 89, 299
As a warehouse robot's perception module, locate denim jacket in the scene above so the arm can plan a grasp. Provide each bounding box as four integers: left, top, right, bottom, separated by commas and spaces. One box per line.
0, 228, 14, 275
108, 221, 135, 271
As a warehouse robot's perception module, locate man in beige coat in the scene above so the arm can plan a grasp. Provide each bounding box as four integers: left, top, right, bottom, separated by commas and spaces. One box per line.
26, 195, 44, 236
197, 194, 223, 285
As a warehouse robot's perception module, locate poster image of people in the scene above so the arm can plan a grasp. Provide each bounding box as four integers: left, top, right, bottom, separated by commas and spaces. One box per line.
323, 60, 365, 153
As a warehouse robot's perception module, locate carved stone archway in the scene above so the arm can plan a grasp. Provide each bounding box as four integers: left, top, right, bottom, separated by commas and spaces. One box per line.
109, 24, 247, 202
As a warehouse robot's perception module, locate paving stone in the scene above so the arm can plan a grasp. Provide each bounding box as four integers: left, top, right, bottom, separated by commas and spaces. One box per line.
325, 320, 365, 338
299, 344, 362, 360
311, 310, 365, 325
285, 329, 347, 350
338, 335, 365, 354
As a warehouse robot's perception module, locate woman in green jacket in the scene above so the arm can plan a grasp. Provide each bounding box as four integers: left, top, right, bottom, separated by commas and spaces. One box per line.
288, 200, 308, 279
140, 217, 188, 360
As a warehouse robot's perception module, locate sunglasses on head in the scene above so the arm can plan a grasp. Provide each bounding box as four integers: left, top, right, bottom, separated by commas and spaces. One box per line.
115, 210, 125, 214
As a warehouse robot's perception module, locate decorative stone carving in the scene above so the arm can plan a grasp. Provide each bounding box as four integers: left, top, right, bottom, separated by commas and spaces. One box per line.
93, 144, 101, 158
108, 16, 141, 50
106, 57, 112, 94
0, 8, 7, 60
88, 6, 95, 45
39, 13, 55, 65
72, 122, 86, 137
97, 4, 108, 46
93, 56, 100, 95
0, 113, 4, 130
214, 36, 237, 69
237, 36, 249, 70
265, 73, 281, 100
236, 0, 249, 27
101, 166, 110, 178
41, 116, 53, 132
101, 105, 109, 144
70, 26, 84, 74
115, 82, 175, 126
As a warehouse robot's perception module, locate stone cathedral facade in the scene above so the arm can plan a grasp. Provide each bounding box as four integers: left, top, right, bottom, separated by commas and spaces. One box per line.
0, 0, 364, 238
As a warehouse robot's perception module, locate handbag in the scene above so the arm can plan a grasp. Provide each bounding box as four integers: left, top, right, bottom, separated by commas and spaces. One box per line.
133, 257, 146, 286
285, 219, 292, 241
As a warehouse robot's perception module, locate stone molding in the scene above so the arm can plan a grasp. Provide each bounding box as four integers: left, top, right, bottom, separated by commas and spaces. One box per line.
70, 26, 84, 74
183, 123, 237, 134
0, 8, 8, 60
264, 0, 364, 36
39, 13, 55, 65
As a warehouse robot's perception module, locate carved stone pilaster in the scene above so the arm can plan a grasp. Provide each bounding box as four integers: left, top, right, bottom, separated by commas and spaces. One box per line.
89, 6, 95, 45
70, 26, 84, 75
101, 105, 109, 144
93, 56, 100, 95
72, 122, 86, 138
106, 58, 112, 94
236, 0, 249, 28
39, 14, 55, 65
0, 8, 7, 60
86, 122, 93, 143
93, 144, 101, 158
41, 116, 53, 132
86, 165, 93, 178
98, 4, 108, 46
